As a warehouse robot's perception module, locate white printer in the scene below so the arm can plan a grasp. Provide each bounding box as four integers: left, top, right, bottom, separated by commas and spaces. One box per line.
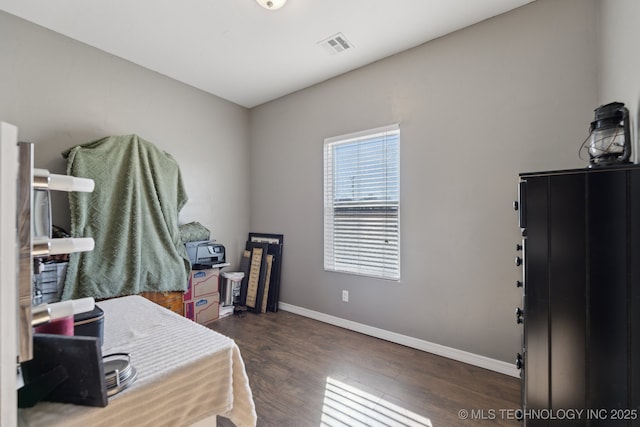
184, 240, 225, 269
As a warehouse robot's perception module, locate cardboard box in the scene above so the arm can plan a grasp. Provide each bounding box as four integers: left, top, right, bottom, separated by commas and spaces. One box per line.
184, 292, 220, 325
184, 269, 219, 301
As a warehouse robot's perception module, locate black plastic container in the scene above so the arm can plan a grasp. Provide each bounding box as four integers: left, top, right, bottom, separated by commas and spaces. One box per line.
74, 305, 104, 345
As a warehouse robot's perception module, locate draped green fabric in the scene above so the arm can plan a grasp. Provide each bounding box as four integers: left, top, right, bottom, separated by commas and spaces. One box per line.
61, 134, 190, 300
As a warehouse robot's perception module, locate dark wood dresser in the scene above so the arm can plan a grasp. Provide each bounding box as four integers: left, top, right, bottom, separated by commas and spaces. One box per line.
516, 165, 640, 426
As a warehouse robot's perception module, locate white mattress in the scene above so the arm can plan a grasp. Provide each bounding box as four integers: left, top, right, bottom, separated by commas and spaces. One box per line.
19, 295, 257, 427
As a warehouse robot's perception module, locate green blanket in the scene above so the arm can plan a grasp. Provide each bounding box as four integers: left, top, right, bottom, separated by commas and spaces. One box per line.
61, 135, 190, 300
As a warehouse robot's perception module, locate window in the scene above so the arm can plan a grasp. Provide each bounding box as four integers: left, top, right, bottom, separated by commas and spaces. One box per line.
323, 124, 400, 280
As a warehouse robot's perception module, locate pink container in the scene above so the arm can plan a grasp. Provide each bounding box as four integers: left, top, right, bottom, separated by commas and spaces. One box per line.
34, 315, 74, 336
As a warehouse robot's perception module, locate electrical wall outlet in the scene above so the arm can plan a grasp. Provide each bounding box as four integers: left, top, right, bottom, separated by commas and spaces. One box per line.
342, 290, 349, 302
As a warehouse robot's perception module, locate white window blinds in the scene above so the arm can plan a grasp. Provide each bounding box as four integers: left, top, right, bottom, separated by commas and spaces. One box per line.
323, 124, 400, 280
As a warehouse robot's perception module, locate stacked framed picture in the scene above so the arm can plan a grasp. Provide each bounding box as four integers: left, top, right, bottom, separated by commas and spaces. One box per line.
239, 233, 283, 313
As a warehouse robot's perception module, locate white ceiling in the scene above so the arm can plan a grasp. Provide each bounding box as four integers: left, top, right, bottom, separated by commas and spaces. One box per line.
0, 0, 534, 108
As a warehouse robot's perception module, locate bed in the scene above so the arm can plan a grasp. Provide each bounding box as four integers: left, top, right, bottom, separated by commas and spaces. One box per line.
18, 295, 257, 427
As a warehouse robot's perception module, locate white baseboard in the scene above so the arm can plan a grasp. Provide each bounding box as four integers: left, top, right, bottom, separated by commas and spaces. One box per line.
278, 302, 520, 378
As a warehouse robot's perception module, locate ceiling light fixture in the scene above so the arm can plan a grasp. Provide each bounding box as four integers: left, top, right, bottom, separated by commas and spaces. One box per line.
255, 0, 287, 10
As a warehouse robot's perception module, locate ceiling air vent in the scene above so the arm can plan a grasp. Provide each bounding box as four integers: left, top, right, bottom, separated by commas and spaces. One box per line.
319, 33, 353, 55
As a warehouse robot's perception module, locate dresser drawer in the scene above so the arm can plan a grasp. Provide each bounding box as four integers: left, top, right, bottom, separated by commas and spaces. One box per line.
139, 291, 184, 316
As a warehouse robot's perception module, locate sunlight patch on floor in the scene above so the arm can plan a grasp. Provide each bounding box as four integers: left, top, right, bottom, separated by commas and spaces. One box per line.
320, 376, 433, 427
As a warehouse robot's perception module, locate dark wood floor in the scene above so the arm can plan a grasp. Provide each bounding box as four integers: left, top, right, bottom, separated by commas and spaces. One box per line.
208, 310, 520, 427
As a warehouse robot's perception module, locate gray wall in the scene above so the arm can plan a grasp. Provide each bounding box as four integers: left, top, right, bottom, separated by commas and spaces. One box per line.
248, 0, 598, 362
0, 11, 251, 267
598, 0, 640, 163
0, 0, 603, 364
